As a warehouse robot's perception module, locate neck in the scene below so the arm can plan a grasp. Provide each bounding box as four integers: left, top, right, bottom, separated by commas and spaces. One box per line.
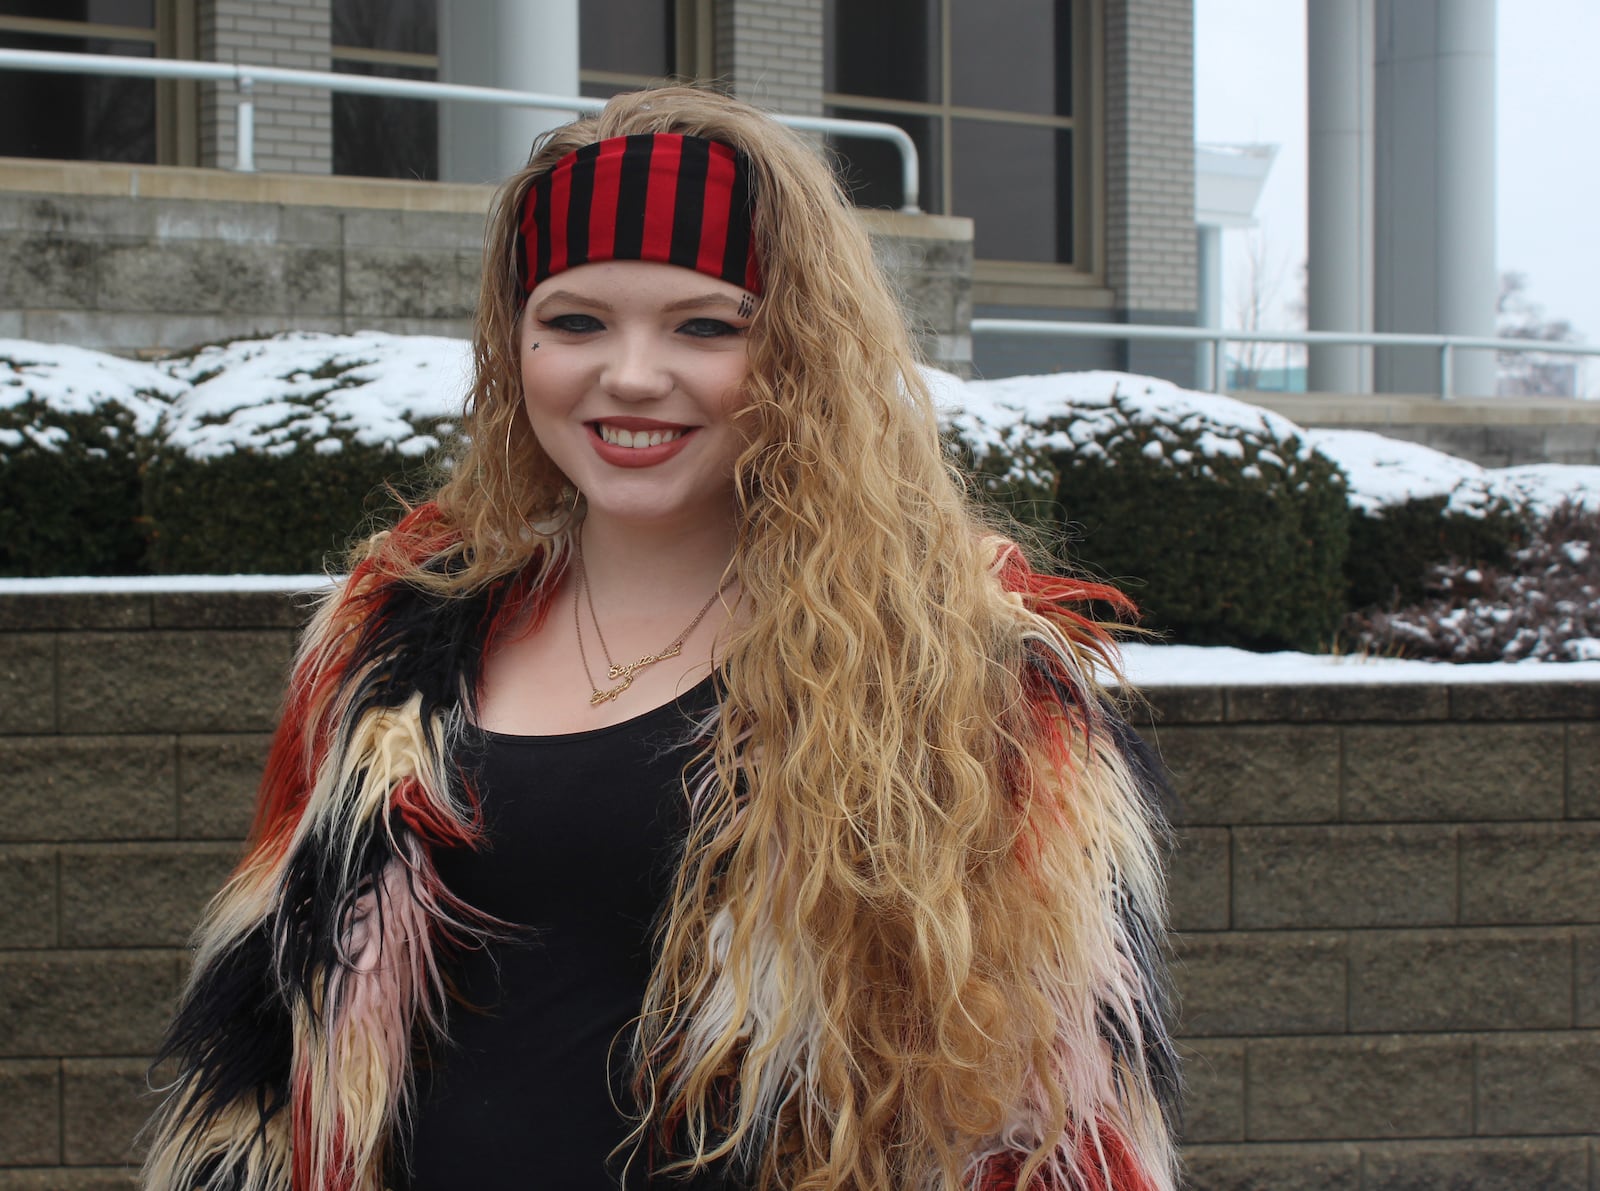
576, 510, 738, 614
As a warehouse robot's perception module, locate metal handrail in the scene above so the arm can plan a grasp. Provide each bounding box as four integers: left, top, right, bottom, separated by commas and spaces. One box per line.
0, 47, 922, 212
972, 318, 1600, 398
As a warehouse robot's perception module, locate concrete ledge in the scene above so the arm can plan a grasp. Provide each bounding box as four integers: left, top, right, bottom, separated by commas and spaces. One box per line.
0, 157, 495, 213
1252, 391, 1600, 427
1248, 390, 1600, 465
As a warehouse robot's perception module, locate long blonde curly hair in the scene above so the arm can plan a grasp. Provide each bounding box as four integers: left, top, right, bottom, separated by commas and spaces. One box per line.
362, 86, 1173, 1190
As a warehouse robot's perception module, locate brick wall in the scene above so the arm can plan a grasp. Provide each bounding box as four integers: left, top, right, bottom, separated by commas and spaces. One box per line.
1103, 0, 1197, 316
197, 0, 333, 174
714, 0, 824, 115
1152, 680, 1600, 1190
0, 592, 295, 1185
3, 594, 1597, 1189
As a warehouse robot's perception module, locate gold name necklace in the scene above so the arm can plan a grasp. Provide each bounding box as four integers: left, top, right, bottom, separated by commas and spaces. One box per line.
573, 542, 730, 707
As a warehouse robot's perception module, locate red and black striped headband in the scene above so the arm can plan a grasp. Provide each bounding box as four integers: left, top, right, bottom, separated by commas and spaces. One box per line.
517, 132, 761, 295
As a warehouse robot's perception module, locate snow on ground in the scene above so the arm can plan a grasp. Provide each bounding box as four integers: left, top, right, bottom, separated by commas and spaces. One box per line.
1491, 464, 1600, 517
1119, 641, 1600, 685
1305, 427, 1600, 518
1302, 428, 1503, 516
0, 574, 335, 594
161, 332, 472, 460
0, 333, 471, 460
934, 368, 1313, 484
7, 336, 1600, 519
6, 569, 1598, 682
7, 568, 1598, 682
0, 338, 186, 451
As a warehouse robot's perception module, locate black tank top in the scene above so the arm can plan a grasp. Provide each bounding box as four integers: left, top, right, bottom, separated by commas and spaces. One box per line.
399, 675, 736, 1190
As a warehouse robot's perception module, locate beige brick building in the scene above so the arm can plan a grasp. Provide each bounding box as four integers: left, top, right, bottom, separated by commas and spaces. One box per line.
0, 0, 1200, 382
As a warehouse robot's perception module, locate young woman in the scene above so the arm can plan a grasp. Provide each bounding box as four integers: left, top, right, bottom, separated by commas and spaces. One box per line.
143, 87, 1179, 1191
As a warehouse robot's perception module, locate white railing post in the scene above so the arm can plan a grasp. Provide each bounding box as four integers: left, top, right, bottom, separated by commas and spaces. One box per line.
235, 73, 255, 172
1439, 341, 1453, 399
1212, 336, 1225, 392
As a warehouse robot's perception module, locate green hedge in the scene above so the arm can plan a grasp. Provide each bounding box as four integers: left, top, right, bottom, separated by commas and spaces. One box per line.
0, 339, 1542, 659
1053, 445, 1349, 651
948, 377, 1352, 652
141, 439, 440, 574
143, 332, 461, 573
1344, 497, 1526, 610
0, 400, 149, 577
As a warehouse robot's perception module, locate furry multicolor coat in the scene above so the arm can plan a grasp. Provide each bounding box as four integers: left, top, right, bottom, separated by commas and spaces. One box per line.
144, 504, 1180, 1191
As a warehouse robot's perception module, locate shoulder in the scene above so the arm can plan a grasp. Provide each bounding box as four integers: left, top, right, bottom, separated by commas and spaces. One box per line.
983, 536, 1135, 710
295, 502, 554, 721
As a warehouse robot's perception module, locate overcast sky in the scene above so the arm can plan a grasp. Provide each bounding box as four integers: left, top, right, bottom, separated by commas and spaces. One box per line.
1195, 0, 1599, 362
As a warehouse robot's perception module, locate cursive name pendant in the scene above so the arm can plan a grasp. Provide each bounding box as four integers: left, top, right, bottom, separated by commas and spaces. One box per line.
587, 641, 685, 705
574, 536, 728, 707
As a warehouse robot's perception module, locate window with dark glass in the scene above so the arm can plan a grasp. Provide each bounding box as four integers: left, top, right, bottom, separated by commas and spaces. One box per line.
0, 0, 161, 163
823, 0, 1084, 268
579, 0, 684, 99
326, 0, 701, 176
331, 0, 438, 180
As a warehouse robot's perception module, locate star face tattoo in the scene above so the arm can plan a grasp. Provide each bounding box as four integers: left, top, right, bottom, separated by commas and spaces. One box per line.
738, 292, 755, 319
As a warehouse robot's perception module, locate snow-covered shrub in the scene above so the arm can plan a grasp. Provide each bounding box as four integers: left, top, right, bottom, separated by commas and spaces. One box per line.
941, 371, 1350, 651
0, 341, 183, 575
1341, 500, 1600, 662
1306, 429, 1526, 609
144, 332, 469, 573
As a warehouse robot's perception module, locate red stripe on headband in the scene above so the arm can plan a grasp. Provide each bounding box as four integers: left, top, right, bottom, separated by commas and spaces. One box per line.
641, 133, 681, 264
696, 143, 735, 280
517, 181, 540, 289
546, 153, 573, 278
587, 137, 627, 266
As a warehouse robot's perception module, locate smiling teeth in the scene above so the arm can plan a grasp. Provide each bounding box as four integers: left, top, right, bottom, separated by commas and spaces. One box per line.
599, 425, 685, 448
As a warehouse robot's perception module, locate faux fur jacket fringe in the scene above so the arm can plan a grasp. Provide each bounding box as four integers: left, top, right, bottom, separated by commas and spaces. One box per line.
142, 504, 1180, 1191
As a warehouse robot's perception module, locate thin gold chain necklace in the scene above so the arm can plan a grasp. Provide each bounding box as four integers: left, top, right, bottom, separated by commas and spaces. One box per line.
572, 542, 730, 707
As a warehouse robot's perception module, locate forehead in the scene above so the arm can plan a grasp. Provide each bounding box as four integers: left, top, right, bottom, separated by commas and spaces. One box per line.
527, 260, 749, 308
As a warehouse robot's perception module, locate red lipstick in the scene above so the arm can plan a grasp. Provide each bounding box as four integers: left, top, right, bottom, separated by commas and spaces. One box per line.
587, 420, 698, 468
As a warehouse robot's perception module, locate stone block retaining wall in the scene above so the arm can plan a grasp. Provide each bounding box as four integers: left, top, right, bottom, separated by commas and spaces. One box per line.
1151, 680, 1600, 1190
0, 159, 974, 374
1, 592, 1597, 1188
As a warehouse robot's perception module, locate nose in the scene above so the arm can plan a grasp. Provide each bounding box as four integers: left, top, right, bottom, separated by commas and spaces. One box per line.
600, 330, 673, 403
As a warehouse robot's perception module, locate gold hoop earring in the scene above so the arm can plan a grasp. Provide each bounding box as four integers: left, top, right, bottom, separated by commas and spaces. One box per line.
501, 414, 539, 541
545, 483, 582, 534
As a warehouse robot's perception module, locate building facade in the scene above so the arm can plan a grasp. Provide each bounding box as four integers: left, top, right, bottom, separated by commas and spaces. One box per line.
0, 0, 1198, 381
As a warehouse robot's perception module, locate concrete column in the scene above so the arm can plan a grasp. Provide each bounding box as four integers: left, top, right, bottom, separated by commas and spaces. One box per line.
1375, 0, 1497, 395
437, 0, 580, 184
1434, 0, 1497, 396
1307, 0, 1374, 393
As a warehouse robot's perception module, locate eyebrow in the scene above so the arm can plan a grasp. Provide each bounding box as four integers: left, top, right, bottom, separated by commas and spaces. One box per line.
661, 293, 744, 313
533, 290, 613, 314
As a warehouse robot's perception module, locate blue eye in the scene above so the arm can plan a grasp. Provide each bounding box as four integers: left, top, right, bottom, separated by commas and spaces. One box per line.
679, 318, 739, 338
540, 314, 604, 333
